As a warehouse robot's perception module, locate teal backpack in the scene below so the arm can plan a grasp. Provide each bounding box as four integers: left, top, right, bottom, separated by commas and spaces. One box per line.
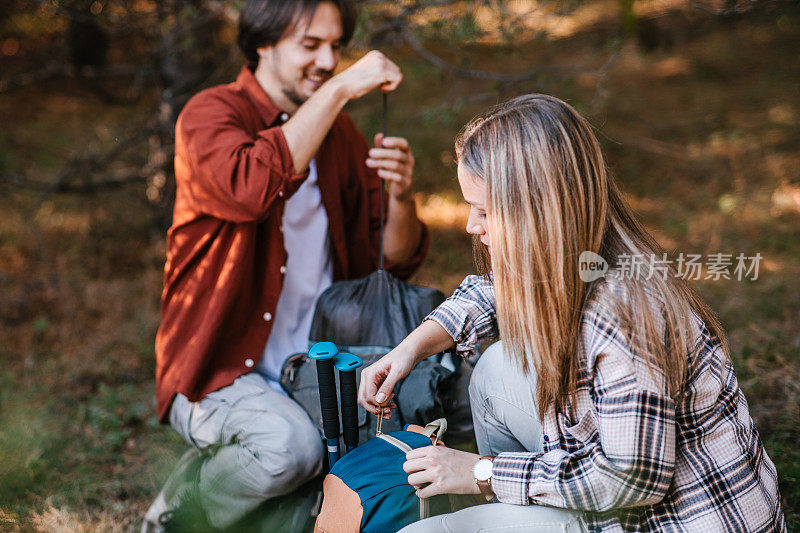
314, 419, 449, 533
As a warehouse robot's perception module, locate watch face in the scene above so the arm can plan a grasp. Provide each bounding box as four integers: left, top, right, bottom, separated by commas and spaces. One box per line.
473, 458, 493, 481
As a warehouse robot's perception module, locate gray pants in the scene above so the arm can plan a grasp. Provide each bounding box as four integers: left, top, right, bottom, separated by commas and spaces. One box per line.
400, 342, 586, 533
145, 372, 323, 529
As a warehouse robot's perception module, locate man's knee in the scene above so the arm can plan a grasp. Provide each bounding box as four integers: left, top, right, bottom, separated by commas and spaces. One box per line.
243, 415, 323, 484
213, 389, 324, 497
284, 417, 324, 479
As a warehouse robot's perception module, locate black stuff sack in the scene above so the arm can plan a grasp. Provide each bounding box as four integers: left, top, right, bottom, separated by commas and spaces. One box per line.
309, 269, 444, 350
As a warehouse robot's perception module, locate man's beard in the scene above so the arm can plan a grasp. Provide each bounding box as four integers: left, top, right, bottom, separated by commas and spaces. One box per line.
281, 69, 332, 108
282, 88, 308, 108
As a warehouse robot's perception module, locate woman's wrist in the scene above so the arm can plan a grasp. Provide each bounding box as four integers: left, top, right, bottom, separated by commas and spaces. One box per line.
396, 335, 428, 366
472, 456, 496, 498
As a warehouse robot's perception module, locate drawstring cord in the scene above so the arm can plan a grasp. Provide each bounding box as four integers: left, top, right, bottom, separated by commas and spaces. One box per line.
378, 92, 387, 272
376, 93, 389, 433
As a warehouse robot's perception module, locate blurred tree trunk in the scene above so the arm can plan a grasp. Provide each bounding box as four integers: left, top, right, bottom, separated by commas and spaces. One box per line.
619, 0, 637, 37
149, 0, 233, 229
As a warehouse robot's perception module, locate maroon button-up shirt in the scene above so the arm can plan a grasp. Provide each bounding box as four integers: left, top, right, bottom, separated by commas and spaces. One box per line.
154, 67, 428, 422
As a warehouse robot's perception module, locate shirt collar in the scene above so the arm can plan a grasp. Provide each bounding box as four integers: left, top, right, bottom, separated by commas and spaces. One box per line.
236, 66, 291, 126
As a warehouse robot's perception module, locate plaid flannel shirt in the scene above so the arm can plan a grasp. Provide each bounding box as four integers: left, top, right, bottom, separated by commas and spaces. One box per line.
426, 274, 785, 532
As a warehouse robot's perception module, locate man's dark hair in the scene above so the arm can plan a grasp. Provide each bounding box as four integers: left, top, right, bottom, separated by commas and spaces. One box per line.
238, 0, 357, 65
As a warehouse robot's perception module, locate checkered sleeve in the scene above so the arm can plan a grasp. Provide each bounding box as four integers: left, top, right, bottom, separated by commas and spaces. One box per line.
492, 303, 677, 511
424, 275, 498, 358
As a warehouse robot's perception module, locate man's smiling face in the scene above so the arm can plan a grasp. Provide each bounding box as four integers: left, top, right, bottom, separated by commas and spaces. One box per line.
256, 2, 343, 111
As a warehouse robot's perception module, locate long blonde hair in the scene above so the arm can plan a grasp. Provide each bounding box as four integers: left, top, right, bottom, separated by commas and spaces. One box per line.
456, 94, 727, 414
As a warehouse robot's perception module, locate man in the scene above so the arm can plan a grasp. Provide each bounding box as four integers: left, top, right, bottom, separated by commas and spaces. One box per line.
143, 0, 428, 529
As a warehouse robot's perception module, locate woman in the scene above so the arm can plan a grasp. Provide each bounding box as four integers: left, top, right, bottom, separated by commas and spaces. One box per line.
358, 95, 785, 532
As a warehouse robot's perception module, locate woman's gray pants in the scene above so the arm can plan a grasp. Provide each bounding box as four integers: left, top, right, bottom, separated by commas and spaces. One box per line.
400, 341, 586, 533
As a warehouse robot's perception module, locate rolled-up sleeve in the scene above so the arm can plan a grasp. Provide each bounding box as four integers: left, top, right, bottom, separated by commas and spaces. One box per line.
425, 275, 498, 358
176, 91, 309, 223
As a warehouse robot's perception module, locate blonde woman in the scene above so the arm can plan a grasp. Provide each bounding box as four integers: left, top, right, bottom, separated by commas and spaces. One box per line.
358, 95, 785, 532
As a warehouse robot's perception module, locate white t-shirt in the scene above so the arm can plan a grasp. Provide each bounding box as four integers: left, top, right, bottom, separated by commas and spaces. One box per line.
258, 159, 333, 388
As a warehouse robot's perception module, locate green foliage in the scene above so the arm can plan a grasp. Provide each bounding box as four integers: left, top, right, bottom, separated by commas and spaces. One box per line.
422, 106, 459, 128
79, 383, 150, 452
762, 419, 800, 530
455, 12, 481, 44
732, 340, 800, 527
619, 0, 637, 36
0, 390, 55, 503
33, 316, 49, 334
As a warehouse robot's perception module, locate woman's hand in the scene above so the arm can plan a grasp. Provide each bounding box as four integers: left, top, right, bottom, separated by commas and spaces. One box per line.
403, 446, 482, 498
358, 345, 417, 418
358, 321, 455, 418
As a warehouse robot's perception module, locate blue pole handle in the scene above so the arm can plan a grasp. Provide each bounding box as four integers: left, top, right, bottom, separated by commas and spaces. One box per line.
334, 353, 363, 453
309, 342, 340, 466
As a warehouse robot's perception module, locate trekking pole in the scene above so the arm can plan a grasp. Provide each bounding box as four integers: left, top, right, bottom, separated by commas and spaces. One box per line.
309, 341, 341, 468
333, 352, 363, 454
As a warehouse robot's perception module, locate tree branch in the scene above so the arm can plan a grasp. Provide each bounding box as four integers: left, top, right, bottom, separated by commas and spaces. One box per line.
591, 50, 621, 112
690, 0, 787, 16
0, 171, 145, 193
401, 28, 612, 84
0, 124, 154, 205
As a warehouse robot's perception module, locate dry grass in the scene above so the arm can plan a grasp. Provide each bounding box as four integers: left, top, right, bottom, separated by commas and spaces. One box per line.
26, 503, 133, 533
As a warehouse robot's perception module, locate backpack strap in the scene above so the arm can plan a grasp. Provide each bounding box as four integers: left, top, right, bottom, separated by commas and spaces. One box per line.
417, 419, 447, 520
404, 418, 449, 521
421, 418, 447, 446
419, 494, 429, 522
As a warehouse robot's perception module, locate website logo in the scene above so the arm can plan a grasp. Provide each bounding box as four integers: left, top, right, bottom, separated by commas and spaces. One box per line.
577, 251, 763, 282
578, 251, 608, 282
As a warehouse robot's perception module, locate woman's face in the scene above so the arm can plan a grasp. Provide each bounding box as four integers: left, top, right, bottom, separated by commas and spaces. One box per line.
457, 162, 492, 254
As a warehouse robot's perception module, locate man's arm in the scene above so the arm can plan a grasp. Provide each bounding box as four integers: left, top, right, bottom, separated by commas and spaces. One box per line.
281, 51, 402, 174
383, 191, 423, 263
175, 92, 307, 223
282, 49, 423, 264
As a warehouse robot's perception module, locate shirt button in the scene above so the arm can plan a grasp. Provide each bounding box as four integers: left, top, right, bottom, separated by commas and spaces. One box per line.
244, 358, 254, 368
278, 190, 284, 198
279, 265, 286, 274
543, 434, 549, 442
280, 112, 289, 122
263, 312, 272, 321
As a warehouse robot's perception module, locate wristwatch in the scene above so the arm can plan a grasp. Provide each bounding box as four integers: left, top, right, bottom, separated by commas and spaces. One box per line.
472, 455, 495, 499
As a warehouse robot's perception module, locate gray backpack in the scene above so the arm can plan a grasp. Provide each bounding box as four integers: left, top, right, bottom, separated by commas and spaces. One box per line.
280, 270, 473, 445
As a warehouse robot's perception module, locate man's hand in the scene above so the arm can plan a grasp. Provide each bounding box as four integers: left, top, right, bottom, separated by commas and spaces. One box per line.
282, 50, 402, 174
367, 133, 414, 202
404, 446, 483, 498
330, 50, 402, 101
